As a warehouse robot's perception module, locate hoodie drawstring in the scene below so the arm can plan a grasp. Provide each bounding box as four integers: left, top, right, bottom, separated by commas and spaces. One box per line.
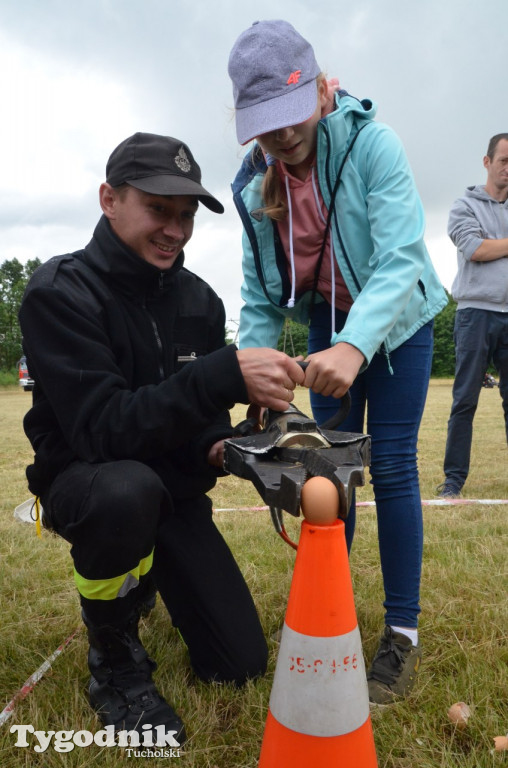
284, 175, 296, 309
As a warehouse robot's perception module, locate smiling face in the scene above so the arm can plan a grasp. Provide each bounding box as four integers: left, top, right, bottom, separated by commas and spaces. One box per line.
100, 184, 198, 269
255, 80, 328, 180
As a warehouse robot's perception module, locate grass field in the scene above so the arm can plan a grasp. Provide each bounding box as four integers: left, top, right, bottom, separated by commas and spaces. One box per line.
0, 382, 507, 767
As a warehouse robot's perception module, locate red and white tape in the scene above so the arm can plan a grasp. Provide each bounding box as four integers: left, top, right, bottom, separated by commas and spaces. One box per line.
214, 498, 508, 512
0, 628, 79, 726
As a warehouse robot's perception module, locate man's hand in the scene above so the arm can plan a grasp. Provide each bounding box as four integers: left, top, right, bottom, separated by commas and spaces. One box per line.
207, 440, 225, 468
236, 348, 305, 412
303, 342, 365, 398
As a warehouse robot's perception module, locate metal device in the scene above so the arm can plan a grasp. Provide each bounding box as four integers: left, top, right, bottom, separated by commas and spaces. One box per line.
224, 395, 371, 549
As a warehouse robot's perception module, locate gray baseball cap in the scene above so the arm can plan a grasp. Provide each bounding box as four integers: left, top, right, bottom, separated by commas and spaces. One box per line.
228, 20, 321, 145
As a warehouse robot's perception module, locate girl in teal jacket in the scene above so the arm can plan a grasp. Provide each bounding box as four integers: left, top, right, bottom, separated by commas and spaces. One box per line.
228, 20, 447, 706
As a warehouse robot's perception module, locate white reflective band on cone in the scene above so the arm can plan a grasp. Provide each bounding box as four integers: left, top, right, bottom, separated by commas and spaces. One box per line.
269, 623, 370, 737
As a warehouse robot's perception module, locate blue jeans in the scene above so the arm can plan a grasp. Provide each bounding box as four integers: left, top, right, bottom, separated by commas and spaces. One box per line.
444, 308, 508, 487
308, 302, 433, 628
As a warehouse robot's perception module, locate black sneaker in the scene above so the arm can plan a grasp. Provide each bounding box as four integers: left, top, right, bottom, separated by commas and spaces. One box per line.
436, 480, 462, 498
367, 626, 421, 705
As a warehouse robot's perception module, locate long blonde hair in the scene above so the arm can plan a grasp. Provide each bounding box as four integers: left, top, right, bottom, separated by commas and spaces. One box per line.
260, 165, 287, 221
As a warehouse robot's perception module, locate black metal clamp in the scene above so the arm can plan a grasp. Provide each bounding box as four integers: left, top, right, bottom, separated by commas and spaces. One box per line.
224, 381, 371, 547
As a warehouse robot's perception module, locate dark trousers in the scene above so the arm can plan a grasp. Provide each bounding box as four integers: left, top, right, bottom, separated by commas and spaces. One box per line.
42, 459, 268, 685
444, 308, 508, 486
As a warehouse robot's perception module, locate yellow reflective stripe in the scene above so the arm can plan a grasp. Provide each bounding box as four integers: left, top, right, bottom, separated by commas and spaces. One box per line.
74, 550, 154, 601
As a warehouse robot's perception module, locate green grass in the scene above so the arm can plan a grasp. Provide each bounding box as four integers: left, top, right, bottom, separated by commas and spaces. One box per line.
0, 383, 507, 767
0, 372, 19, 387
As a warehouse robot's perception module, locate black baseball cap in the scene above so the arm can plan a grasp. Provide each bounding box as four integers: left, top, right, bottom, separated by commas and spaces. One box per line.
106, 132, 224, 214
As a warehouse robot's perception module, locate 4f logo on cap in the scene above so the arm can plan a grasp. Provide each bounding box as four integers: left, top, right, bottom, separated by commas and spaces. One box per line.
174, 147, 191, 173
287, 70, 302, 85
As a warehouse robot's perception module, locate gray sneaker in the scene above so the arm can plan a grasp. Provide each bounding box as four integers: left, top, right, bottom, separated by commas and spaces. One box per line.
436, 480, 462, 498
367, 626, 421, 705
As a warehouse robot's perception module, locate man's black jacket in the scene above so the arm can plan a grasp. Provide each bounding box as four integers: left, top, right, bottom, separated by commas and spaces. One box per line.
19, 216, 248, 499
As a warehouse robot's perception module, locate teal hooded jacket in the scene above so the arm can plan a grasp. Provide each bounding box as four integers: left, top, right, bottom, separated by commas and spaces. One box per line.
231, 91, 447, 366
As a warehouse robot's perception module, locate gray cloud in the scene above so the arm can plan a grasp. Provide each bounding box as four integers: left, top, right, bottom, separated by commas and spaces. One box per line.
1, 0, 506, 319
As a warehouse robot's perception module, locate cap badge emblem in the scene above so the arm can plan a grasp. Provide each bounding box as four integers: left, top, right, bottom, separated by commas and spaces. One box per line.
174, 147, 191, 173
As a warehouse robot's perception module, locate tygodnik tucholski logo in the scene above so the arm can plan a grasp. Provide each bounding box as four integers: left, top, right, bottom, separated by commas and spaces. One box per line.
10, 723, 182, 758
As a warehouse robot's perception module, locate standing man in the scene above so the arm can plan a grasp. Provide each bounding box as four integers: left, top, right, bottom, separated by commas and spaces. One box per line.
19, 132, 304, 742
438, 133, 508, 497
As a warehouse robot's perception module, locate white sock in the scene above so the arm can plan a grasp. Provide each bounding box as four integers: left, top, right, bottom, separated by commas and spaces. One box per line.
391, 625, 418, 646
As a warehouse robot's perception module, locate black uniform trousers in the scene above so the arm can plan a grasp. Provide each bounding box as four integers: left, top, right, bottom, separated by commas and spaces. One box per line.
41, 459, 268, 685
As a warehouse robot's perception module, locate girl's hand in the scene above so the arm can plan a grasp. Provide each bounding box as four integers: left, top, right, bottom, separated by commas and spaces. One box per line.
302, 343, 365, 398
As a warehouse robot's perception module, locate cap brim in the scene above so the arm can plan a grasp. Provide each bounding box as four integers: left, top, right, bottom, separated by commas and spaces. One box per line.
127, 176, 224, 213
235, 79, 318, 145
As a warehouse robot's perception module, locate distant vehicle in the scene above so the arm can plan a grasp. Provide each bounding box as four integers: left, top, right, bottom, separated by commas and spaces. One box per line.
482, 373, 499, 389
18, 355, 34, 392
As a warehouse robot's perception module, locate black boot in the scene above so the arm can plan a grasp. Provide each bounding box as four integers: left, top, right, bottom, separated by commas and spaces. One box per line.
84, 612, 186, 745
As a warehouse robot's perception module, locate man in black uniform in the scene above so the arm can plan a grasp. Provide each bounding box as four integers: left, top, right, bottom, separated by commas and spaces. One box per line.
19, 132, 304, 743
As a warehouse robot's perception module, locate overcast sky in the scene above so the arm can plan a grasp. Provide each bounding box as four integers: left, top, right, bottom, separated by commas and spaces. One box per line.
1, 0, 506, 331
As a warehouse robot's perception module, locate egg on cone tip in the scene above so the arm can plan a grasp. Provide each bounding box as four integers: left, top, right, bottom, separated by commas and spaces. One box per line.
300, 476, 339, 525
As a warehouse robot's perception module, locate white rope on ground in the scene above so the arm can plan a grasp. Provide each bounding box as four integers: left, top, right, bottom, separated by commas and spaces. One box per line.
16, 498, 508, 523
413, 498, 508, 506
213, 499, 508, 512
0, 628, 80, 726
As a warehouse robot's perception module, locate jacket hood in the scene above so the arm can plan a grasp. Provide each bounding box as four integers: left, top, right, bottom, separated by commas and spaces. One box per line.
317, 91, 377, 161
464, 184, 494, 202
81, 215, 185, 300
333, 89, 377, 121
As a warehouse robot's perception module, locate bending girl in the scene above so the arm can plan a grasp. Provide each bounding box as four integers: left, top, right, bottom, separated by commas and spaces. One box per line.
228, 19, 447, 705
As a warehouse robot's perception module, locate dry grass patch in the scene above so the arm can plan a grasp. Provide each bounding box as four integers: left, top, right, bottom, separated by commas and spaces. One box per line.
0, 383, 507, 767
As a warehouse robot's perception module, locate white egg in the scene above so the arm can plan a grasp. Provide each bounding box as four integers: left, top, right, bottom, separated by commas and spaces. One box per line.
300, 476, 339, 525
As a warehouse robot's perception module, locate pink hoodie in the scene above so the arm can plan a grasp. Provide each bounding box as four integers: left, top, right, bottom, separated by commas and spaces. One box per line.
274, 79, 353, 315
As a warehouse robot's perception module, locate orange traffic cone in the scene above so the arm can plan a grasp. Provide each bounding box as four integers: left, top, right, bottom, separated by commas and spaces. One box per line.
258, 481, 378, 767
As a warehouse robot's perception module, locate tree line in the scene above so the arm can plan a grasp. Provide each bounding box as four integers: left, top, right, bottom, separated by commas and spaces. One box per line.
0, 258, 41, 370
1, 257, 457, 377
277, 300, 458, 378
